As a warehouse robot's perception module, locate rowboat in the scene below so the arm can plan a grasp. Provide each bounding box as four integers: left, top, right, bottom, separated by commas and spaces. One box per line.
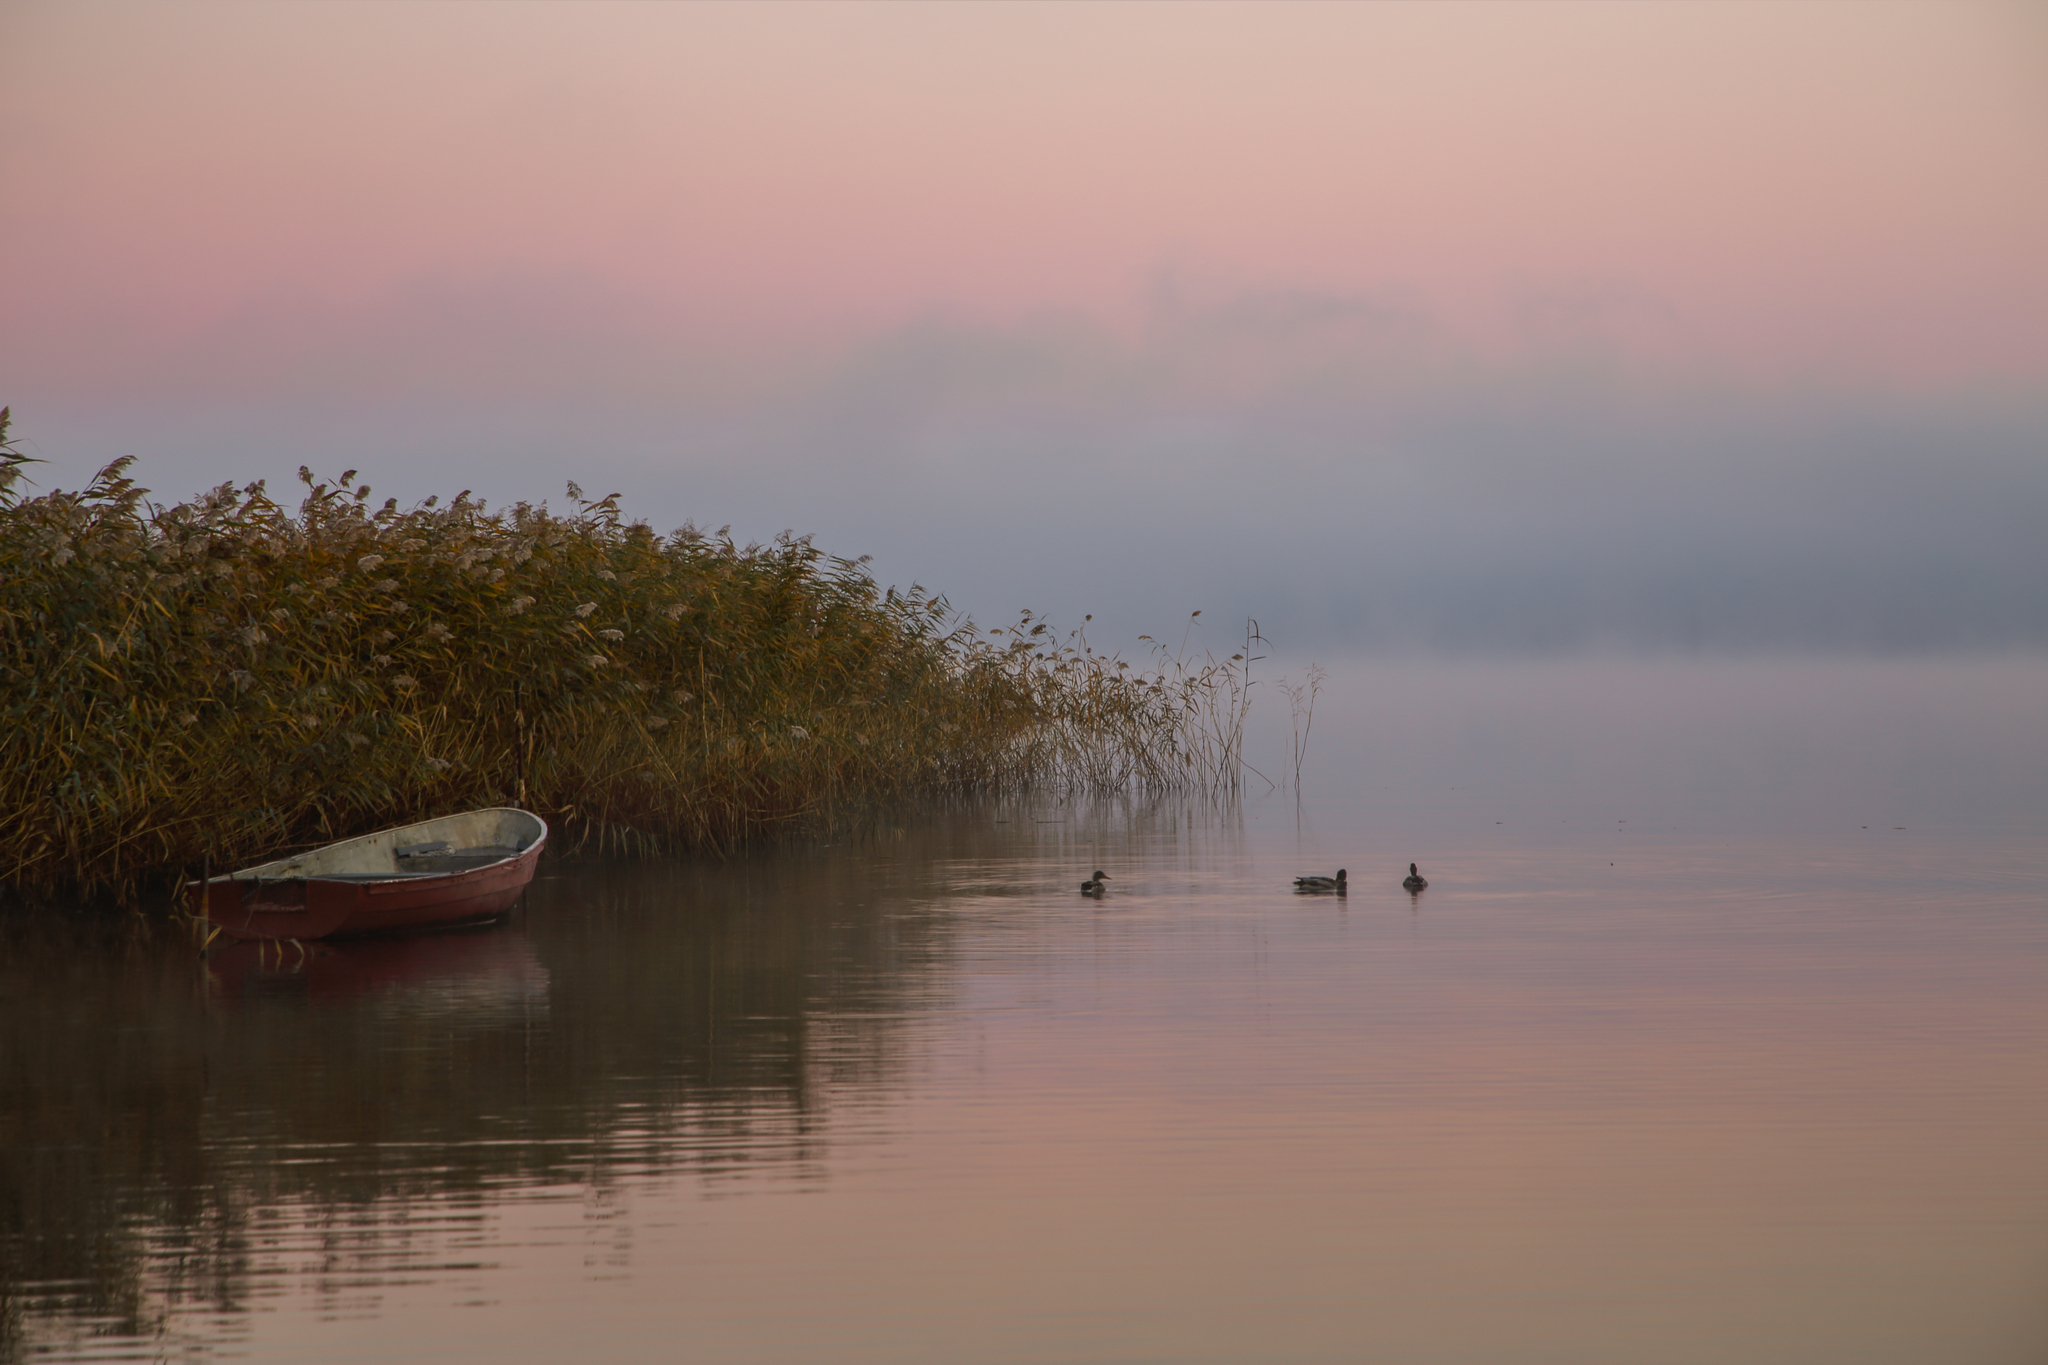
196, 808, 547, 942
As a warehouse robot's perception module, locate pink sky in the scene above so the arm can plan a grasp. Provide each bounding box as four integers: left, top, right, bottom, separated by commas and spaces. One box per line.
5, 0, 2045, 400
5, 3, 2045, 653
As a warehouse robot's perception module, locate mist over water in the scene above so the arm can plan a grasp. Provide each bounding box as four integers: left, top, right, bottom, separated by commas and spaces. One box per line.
1251, 654, 2048, 843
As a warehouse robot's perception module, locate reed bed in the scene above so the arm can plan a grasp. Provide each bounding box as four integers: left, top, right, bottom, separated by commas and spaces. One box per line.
982, 611, 1261, 793
0, 409, 1256, 906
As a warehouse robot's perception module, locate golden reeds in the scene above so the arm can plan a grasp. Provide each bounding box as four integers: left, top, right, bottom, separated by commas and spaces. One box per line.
0, 409, 1256, 906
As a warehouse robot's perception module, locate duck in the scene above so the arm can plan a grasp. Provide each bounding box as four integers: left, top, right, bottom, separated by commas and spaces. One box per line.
1402, 863, 1428, 891
1293, 869, 1347, 892
1080, 870, 1111, 896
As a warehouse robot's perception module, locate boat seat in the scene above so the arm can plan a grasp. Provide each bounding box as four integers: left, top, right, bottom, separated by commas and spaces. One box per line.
386, 847, 525, 873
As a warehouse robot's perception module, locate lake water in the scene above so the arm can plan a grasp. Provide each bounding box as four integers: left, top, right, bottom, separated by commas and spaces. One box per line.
5, 657, 2045, 1364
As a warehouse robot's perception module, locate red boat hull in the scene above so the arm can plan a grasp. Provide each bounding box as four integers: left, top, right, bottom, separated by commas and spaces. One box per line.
200, 839, 543, 942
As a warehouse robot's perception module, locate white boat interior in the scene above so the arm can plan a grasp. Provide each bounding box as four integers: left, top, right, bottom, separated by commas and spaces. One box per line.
223, 809, 548, 882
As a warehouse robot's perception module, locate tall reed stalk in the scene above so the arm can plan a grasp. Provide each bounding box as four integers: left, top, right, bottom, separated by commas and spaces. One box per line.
1279, 663, 1326, 792
0, 411, 1259, 906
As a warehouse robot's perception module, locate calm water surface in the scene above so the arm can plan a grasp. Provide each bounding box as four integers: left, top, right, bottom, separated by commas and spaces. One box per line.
5, 659, 2045, 1363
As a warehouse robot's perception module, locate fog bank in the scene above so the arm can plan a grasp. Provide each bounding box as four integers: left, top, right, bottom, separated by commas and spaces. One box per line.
17, 303, 2045, 656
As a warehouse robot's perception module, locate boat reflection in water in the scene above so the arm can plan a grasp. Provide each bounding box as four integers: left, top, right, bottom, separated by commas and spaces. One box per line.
205, 922, 550, 1012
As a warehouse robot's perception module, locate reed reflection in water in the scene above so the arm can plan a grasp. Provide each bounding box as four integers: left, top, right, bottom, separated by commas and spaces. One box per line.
1, 813, 987, 1361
